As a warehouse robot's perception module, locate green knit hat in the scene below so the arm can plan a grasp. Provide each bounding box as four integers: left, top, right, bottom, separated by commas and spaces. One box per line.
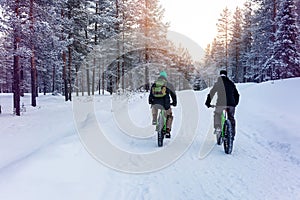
159, 71, 167, 79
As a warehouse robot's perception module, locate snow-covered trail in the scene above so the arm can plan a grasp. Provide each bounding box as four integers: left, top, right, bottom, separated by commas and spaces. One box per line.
0, 79, 300, 200
0, 95, 76, 171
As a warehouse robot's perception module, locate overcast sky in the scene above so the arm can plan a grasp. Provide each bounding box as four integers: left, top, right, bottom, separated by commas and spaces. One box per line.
160, 0, 246, 61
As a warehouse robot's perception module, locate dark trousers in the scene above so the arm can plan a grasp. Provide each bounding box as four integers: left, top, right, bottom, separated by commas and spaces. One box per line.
214, 106, 236, 137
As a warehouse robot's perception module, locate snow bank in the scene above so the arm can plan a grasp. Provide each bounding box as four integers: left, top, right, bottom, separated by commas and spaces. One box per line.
0, 78, 299, 200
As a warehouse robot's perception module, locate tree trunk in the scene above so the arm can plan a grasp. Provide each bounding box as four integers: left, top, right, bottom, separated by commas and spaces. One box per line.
116, 0, 120, 93
225, 23, 228, 72
30, 0, 37, 107
43, 77, 46, 95
122, 60, 125, 91
86, 65, 90, 96
81, 71, 84, 96
68, 46, 72, 101
63, 51, 68, 101
144, 0, 149, 92
117, 53, 120, 92
102, 69, 105, 95
235, 44, 239, 82
92, 62, 95, 96
98, 63, 101, 95
122, 1, 125, 92
271, 0, 277, 80
13, 44, 20, 116
20, 66, 24, 97
93, 3, 98, 96
61, 9, 68, 101
52, 65, 55, 93
75, 66, 79, 96
13, 0, 20, 116
30, 49, 37, 106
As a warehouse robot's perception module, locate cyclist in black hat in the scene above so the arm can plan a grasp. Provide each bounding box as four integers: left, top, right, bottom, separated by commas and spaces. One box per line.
205, 70, 240, 140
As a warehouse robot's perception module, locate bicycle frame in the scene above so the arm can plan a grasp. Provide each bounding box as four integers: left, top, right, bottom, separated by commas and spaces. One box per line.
220, 109, 227, 137
156, 109, 167, 132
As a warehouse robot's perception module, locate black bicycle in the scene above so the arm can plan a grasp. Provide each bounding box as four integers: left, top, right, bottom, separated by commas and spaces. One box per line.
211, 105, 234, 154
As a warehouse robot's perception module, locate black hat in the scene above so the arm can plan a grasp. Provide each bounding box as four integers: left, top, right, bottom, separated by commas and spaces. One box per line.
220, 70, 227, 76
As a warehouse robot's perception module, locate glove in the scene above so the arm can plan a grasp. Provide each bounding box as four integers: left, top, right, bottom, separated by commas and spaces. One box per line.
171, 102, 177, 107
205, 102, 211, 108
205, 94, 211, 108
149, 98, 153, 105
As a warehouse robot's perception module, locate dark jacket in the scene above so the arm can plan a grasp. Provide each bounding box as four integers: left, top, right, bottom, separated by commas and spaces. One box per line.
206, 76, 239, 107
148, 76, 177, 110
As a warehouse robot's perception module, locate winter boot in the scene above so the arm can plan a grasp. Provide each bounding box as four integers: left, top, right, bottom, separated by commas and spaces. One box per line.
165, 128, 171, 138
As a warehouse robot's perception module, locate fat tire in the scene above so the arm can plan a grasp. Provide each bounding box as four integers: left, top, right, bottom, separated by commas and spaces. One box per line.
158, 131, 163, 147
157, 114, 164, 147
223, 120, 233, 154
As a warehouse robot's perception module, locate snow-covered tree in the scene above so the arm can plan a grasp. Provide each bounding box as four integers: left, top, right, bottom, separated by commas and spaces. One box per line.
2, 0, 29, 115
0, 5, 12, 93
249, 0, 278, 82
228, 7, 243, 82
270, 0, 300, 79
133, 0, 169, 91
240, 0, 253, 82
216, 7, 231, 72
295, 0, 300, 52
201, 40, 219, 86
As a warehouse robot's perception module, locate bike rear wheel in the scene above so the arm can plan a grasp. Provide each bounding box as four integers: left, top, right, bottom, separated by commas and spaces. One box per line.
223, 120, 233, 154
158, 130, 163, 147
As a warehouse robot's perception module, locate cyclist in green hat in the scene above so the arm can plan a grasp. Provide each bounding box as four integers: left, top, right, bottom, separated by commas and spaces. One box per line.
149, 71, 177, 138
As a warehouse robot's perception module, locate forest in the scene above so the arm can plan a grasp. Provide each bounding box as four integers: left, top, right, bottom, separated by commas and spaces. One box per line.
0, 0, 299, 115
197, 0, 300, 88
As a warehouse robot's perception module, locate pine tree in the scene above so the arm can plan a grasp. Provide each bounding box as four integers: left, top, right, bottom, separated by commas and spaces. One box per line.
0, 5, 13, 93
26, 0, 67, 97
216, 7, 231, 72
295, 0, 300, 52
60, 0, 91, 100
201, 39, 219, 86
250, 0, 278, 81
1, 1, 25, 114
210, 36, 224, 75
240, 0, 253, 82
271, 0, 300, 79
13, 0, 22, 115
133, 0, 169, 91
229, 7, 243, 82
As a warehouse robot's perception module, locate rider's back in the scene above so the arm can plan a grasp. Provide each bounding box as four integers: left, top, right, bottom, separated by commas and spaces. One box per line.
210, 76, 239, 107
149, 77, 176, 110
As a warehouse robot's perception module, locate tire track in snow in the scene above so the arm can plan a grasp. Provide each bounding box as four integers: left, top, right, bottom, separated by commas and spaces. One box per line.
234, 129, 300, 199
0, 125, 75, 174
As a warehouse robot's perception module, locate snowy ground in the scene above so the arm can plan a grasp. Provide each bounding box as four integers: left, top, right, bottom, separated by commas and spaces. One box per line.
0, 78, 300, 200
